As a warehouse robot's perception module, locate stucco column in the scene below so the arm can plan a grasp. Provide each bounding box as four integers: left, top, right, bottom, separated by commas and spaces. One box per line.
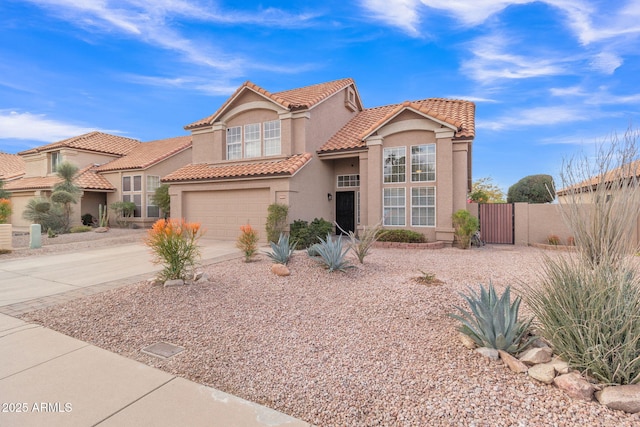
452, 141, 469, 213
365, 136, 383, 226
358, 151, 369, 229
435, 136, 454, 243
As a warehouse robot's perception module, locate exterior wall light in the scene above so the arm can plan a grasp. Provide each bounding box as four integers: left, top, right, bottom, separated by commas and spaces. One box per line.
327, 193, 333, 201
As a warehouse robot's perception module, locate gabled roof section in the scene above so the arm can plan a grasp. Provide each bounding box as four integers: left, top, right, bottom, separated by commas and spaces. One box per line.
185, 78, 358, 130
0, 152, 26, 181
96, 135, 192, 172
162, 153, 312, 183
4, 165, 115, 192
18, 131, 140, 156
318, 98, 475, 154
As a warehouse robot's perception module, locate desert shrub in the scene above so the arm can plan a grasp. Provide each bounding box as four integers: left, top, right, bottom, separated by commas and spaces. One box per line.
0, 180, 9, 199
450, 282, 535, 355
336, 221, 386, 263
22, 197, 64, 232
110, 201, 136, 227
265, 233, 295, 265
546, 234, 561, 245
81, 213, 94, 226
51, 162, 81, 232
376, 229, 425, 243
152, 184, 171, 218
236, 224, 259, 262
144, 218, 205, 281
566, 236, 575, 246
507, 174, 555, 203
312, 233, 352, 272
452, 210, 479, 249
0, 198, 11, 224
266, 203, 288, 243
70, 225, 92, 233
290, 218, 333, 249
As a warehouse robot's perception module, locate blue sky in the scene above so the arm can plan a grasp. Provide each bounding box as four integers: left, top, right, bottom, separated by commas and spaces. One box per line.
1, 0, 639, 192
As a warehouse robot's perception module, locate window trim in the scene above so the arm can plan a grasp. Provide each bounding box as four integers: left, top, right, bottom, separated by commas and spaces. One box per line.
226, 126, 242, 160
244, 123, 261, 158
411, 144, 436, 183
411, 186, 436, 227
263, 120, 281, 157
383, 146, 406, 184
146, 175, 161, 218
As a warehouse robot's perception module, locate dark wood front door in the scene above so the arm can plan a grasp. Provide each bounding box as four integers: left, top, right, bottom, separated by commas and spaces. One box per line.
336, 191, 355, 235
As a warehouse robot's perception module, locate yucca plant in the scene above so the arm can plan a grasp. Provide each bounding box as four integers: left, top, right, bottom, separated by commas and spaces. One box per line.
450, 282, 535, 354
313, 233, 352, 272
335, 221, 386, 264
265, 233, 295, 265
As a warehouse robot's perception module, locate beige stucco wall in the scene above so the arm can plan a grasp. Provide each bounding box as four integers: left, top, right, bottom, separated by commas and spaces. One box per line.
288, 158, 334, 225
21, 150, 120, 178
7, 191, 37, 229
304, 88, 359, 153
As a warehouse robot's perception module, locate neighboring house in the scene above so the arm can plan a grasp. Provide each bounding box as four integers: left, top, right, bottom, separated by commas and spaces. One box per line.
95, 135, 192, 227
556, 160, 640, 204
5, 132, 192, 230
0, 152, 26, 183
164, 78, 475, 244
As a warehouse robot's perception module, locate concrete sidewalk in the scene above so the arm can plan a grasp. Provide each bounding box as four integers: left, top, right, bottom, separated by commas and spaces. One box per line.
0, 240, 311, 427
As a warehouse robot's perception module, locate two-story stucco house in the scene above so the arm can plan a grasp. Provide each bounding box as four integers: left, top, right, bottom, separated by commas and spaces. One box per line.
6, 132, 192, 229
164, 78, 475, 244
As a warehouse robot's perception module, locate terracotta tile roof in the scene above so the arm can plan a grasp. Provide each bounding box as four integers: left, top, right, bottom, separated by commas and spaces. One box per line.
96, 135, 191, 172
0, 152, 26, 181
185, 78, 356, 130
556, 160, 640, 196
318, 98, 476, 154
162, 153, 313, 182
4, 165, 114, 192
18, 131, 140, 156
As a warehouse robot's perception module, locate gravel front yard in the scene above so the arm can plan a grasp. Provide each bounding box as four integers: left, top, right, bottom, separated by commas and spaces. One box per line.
20, 241, 640, 426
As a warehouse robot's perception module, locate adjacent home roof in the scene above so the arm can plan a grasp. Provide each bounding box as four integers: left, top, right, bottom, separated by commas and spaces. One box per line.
162, 153, 312, 182
318, 98, 475, 154
185, 78, 358, 130
556, 160, 640, 196
0, 152, 26, 181
4, 165, 115, 192
18, 131, 140, 156
96, 135, 192, 172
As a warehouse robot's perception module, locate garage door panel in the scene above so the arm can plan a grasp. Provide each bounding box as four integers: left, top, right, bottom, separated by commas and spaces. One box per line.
183, 189, 269, 241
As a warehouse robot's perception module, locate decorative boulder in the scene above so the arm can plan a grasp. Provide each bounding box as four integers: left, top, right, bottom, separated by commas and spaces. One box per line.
271, 263, 290, 276
595, 384, 640, 414
475, 347, 499, 360
519, 347, 552, 365
528, 363, 556, 384
164, 279, 185, 287
554, 372, 595, 401
498, 350, 528, 373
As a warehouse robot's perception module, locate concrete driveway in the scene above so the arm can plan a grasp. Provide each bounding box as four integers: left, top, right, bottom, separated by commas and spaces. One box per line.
0, 238, 240, 311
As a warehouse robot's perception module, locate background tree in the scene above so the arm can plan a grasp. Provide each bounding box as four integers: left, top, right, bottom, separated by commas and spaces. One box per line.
0, 180, 10, 199
152, 183, 171, 219
51, 161, 81, 232
469, 177, 505, 203
507, 174, 555, 203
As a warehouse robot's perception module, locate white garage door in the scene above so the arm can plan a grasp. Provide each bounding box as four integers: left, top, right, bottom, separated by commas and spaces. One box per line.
183, 189, 270, 240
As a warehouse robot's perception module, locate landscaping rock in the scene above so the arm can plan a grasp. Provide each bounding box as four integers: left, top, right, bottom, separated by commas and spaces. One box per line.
498, 350, 528, 373
164, 279, 185, 287
550, 356, 570, 375
475, 347, 499, 360
519, 347, 552, 365
528, 362, 556, 384
147, 277, 162, 286
554, 372, 595, 401
271, 263, 290, 276
595, 384, 640, 414
458, 333, 476, 349
193, 271, 205, 281
94, 227, 109, 233
195, 272, 210, 284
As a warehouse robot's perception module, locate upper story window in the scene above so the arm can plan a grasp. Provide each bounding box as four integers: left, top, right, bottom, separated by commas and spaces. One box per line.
411, 144, 436, 182
244, 123, 261, 158
226, 120, 281, 160
226, 126, 242, 160
383, 147, 406, 183
50, 151, 61, 173
264, 120, 281, 156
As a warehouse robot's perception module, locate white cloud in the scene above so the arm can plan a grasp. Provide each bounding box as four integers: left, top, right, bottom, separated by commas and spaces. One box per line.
359, 0, 421, 36
419, 0, 533, 25
589, 51, 623, 74
122, 74, 238, 96
549, 86, 587, 97
0, 111, 105, 142
446, 95, 500, 103
477, 105, 589, 131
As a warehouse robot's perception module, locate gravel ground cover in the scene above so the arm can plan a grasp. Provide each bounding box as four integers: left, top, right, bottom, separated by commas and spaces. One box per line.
19, 239, 640, 427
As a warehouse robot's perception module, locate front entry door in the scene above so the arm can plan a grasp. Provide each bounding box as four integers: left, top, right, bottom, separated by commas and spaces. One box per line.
335, 191, 355, 235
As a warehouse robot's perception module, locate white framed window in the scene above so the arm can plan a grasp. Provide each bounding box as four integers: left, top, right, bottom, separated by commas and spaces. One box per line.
337, 174, 360, 188
244, 123, 261, 158
383, 187, 405, 226
383, 147, 406, 183
122, 175, 142, 217
411, 144, 436, 182
50, 151, 61, 173
146, 175, 161, 218
411, 187, 436, 227
264, 120, 281, 156
226, 126, 242, 160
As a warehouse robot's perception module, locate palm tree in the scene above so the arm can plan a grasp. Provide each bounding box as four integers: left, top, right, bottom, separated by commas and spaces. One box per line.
51, 162, 81, 232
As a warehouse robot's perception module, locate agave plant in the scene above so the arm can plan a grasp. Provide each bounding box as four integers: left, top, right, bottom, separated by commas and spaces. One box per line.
265, 233, 295, 265
313, 233, 352, 272
450, 282, 535, 355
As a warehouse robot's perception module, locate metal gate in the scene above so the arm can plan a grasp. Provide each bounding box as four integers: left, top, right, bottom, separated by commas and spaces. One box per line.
478, 203, 514, 244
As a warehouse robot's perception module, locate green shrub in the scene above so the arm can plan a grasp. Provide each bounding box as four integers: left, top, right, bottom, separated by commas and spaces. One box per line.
265, 233, 295, 265
312, 233, 352, 272
70, 225, 92, 233
452, 210, 479, 249
290, 218, 333, 249
0, 198, 11, 224
22, 197, 64, 232
152, 184, 171, 218
110, 201, 136, 227
376, 229, 425, 243
144, 219, 204, 281
526, 257, 640, 384
507, 174, 555, 203
266, 203, 288, 243
450, 282, 535, 355
81, 213, 94, 226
